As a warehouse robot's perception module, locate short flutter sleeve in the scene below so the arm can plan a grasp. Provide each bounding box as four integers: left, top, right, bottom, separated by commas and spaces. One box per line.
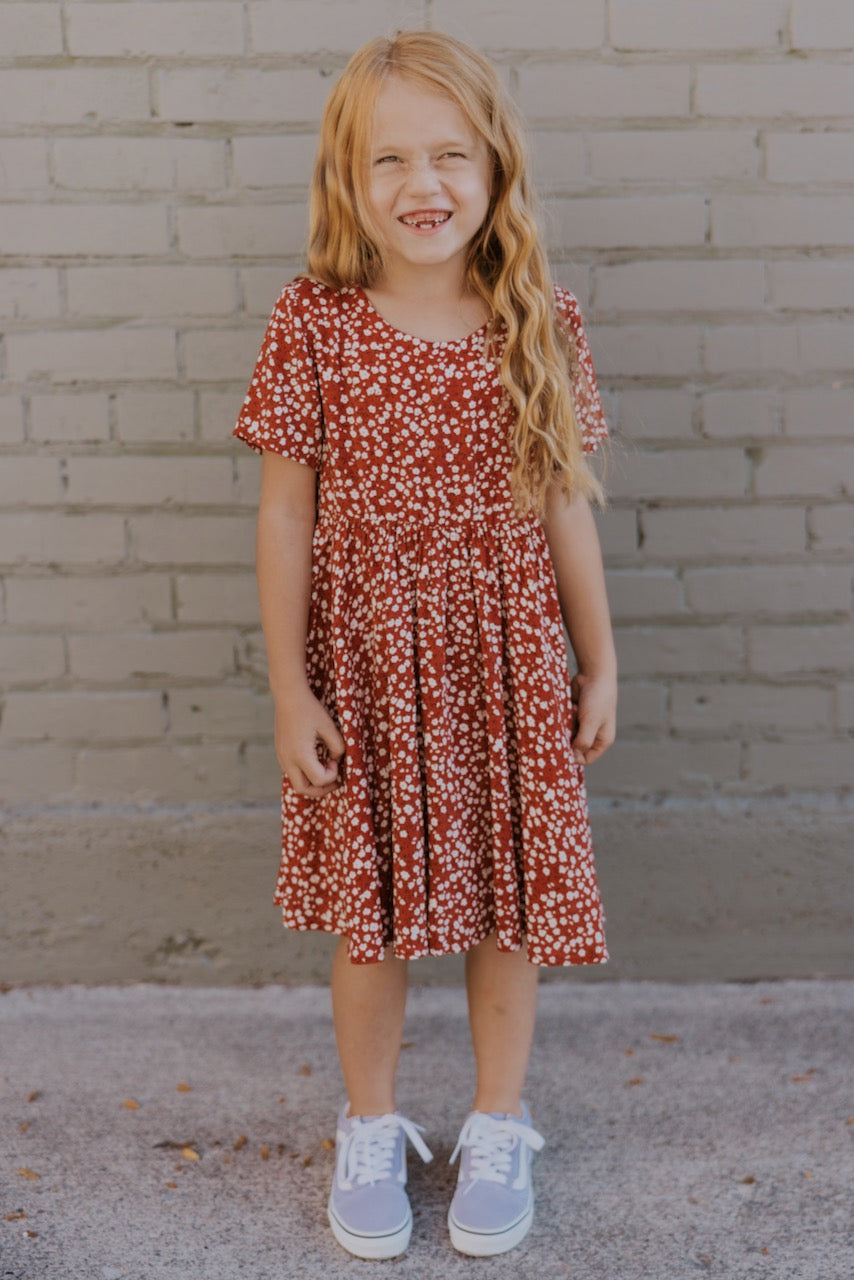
554, 285, 609, 454
232, 281, 323, 469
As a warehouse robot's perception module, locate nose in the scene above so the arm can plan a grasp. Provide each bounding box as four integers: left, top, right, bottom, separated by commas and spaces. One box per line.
402, 158, 443, 198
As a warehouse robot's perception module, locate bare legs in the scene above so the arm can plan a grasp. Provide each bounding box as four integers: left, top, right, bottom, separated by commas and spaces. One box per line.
331, 939, 408, 1115
331, 932, 538, 1118
465, 933, 538, 1116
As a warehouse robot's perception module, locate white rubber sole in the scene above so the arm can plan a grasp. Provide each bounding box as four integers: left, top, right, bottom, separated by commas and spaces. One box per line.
327, 1200, 413, 1260
447, 1201, 534, 1257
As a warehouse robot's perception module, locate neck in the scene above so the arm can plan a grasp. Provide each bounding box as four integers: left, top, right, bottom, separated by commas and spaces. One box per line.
373, 259, 470, 305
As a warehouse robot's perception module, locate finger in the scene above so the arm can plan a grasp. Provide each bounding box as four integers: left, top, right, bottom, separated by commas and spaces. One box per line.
318, 720, 346, 760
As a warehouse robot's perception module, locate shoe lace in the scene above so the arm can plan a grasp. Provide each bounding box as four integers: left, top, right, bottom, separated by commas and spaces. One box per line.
338, 1113, 433, 1189
449, 1112, 545, 1190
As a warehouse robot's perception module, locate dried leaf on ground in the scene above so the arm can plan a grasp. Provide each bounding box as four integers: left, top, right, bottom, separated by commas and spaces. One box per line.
176, 1082, 193, 1093
166, 1181, 178, 1189
299, 1064, 312, 1076
123, 1098, 140, 1110
27, 1091, 42, 1103
625, 1076, 644, 1087
260, 1145, 270, 1161
649, 1033, 680, 1044
181, 1147, 200, 1162
741, 1175, 756, 1185
17, 1168, 40, 1182
320, 1138, 334, 1150
153, 1139, 197, 1150
233, 1135, 248, 1151
5, 1212, 28, 1221
19, 1121, 30, 1133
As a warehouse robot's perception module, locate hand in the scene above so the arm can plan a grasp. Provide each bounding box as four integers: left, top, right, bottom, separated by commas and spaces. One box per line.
570, 670, 617, 766
273, 683, 346, 798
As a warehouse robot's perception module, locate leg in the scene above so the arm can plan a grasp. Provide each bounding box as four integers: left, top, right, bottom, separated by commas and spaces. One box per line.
331, 938, 409, 1115
465, 932, 539, 1116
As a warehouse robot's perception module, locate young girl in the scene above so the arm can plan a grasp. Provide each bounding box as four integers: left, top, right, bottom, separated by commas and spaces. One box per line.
233, 30, 617, 1261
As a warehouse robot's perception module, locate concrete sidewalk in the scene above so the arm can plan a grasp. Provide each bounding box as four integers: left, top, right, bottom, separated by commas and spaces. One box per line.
2, 982, 852, 1280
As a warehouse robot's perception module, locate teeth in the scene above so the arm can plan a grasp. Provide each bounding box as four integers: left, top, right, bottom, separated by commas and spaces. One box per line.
401, 213, 450, 228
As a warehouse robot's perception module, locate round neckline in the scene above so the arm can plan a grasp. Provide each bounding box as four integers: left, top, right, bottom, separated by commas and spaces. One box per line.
354, 286, 490, 348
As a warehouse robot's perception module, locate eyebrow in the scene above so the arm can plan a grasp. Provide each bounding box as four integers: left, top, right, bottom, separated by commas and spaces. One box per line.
372, 139, 473, 152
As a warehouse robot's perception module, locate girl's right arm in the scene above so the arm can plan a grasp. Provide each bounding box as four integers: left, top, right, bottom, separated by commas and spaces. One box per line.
256, 451, 345, 798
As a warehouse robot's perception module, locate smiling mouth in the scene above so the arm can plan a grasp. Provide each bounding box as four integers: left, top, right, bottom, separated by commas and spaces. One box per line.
398, 211, 452, 229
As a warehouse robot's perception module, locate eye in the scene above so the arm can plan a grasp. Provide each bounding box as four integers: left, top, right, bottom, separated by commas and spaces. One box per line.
375, 154, 401, 165
440, 151, 467, 160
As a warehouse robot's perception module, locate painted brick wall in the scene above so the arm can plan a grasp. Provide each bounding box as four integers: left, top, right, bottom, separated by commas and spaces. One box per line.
1, 0, 852, 806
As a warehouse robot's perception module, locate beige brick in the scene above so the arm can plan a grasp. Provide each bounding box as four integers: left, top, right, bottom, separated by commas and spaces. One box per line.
591, 738, 738, 795
615, 681, 667, 732
183, 328, 271, 382
129, 514, 256, 565
0, 514, 126, 566
671, 683, 832, 734
548, 197, 706, 251
175, 573, 260, 624
0, 3, 64, 55
176, 205, 308, 260
64, 457, 235, 507
528, 131, 588, 193
0, 269, 59, 321
200, 389, 245, 442
754, 446, 854, 499
236, 629, 267, 683
231, 135, 318, 190
53, 138, 227, 191
240, 742, 282, 801
617, 389, 695, 442
610, 0, 787, 49
703, 391, 780, 439
518, 63, 690, 120
750, 624, 854, 677
594, 508, 639, 559
74, 744, 242, 803
790, 2, 854, 49
169, 687, 272, 738
591, 325, 702, 378
685, 566, 851, 619
0, 138, 50, 189
766, 132, 854, 185
239, 267, 301, 319
811, 505, 854, 553
5, 575, 172, 630
607, 448, 746, 501
0, 746, 75, 804
642, 506, 806, 562
156, 68, 332, 125
704, 326, 804, 376
0, 458, 61, 507
0, 69, 150, 126
589, 129, 759, 183
67, 2, 244, 55
595, 260, 765, 313
0, 203, 169, 257
771, 261, 854, 311
68, 630, 236, 682
232, 457, 261, 507
712, 197, 854, 249
697, 64, 854, 118
249, 0, 426, 53
745, 740, 851, 790
838, 684, 854, 730
0, 690, 164, 744
615, 626, 745, 676
29, 393, 111, 444
7, 329, 177, 384
0, 398, 25, 444
117, 391, 195, 444
799, 324, 854, 373
440, 0, 606, 48
605, 569, 684, 620
0, 635, 66, 685
784, 388, 854, 438
549, 264, 592, 312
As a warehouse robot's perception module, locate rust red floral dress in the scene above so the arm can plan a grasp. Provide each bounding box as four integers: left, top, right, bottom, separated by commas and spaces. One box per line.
234, 277, 609, 966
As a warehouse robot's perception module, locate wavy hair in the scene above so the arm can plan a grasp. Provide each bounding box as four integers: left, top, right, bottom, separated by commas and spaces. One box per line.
307, 30, 604, 517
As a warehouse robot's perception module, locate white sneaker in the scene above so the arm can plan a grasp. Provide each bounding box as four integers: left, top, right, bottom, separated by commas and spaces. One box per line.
327, 1105, 433, 1259
448, 1103, 545, 1256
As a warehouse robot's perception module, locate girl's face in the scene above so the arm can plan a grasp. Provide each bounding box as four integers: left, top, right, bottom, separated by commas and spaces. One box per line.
365, 76, 492, 287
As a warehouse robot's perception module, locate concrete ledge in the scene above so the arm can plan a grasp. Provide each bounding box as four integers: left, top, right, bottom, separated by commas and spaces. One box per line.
2, 801, 852, 984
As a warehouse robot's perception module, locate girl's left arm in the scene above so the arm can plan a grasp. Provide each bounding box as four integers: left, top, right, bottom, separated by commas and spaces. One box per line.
541, 485, 618, 765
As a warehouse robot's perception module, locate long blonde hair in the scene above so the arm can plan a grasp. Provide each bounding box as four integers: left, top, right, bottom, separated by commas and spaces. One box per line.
308, 30, 604, 517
